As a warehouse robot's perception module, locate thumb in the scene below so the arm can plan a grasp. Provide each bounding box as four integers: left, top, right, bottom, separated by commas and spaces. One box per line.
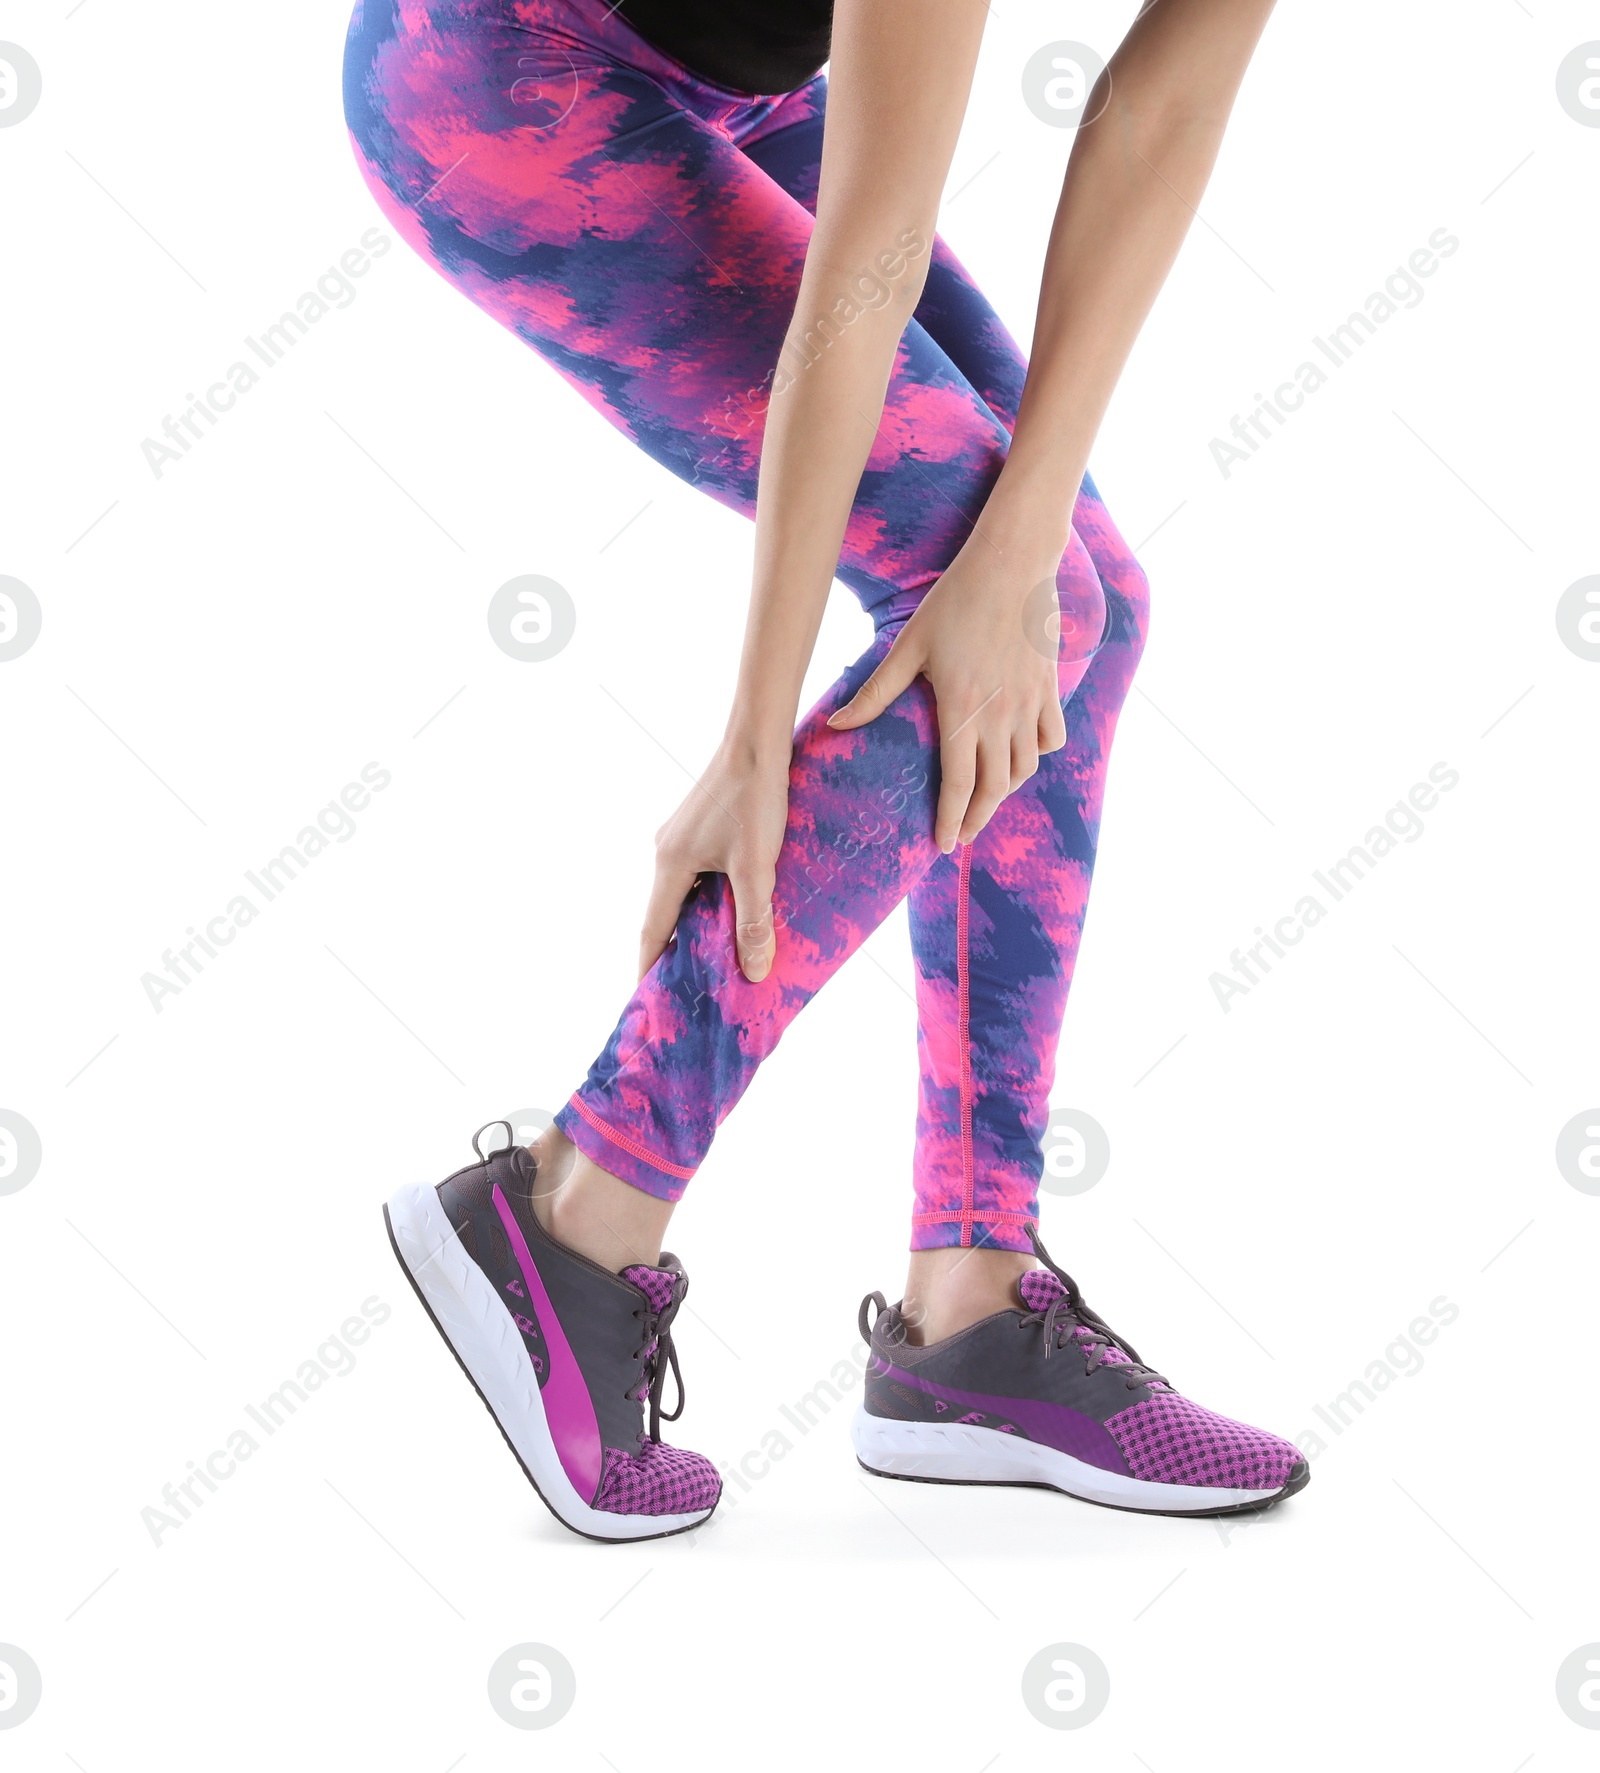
730, 866, 777, 983
826, 637, 922, 731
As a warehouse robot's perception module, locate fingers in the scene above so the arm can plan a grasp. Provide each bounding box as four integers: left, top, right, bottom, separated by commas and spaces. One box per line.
729, 863, 777, 983
1037, 695, 1067, 756
639, 856, 778, 984
1009, 730, 1041, 796
934, 727, 977, 854
957, 737, 1013, 847
938, 708, 1055, 854
638, 848, 701, 982
826, 635, 922, 731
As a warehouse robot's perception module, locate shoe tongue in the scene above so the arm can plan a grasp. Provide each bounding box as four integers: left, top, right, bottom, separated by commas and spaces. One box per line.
622, 1264, 677, 1316
1017, 1269, 1067, 1312
1017, 1269, 1134, 1366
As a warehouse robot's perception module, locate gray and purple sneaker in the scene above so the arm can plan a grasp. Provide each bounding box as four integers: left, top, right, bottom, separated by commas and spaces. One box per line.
853, 1230, 1308, 1516
384, 1122, 720, 1542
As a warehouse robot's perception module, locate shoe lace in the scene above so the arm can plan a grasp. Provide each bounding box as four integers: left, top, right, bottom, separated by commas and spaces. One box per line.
631, 1272, 687, 1444
1023, 1224, 1168, 1393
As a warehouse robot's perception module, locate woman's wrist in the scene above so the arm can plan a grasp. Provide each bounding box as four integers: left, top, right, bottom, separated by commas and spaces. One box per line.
978, 450, 1087, 576
722, 697, 798, 769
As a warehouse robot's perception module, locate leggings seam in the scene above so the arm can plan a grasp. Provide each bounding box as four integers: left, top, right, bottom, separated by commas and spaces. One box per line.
957, 844, 974, 1247
567, 1095, 696, 1182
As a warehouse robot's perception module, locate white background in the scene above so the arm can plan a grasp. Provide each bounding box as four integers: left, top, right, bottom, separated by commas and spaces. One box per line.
2, 0, 1597, 1765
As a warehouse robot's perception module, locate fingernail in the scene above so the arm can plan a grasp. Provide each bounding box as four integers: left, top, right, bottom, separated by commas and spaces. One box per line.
826, 711, 845, 727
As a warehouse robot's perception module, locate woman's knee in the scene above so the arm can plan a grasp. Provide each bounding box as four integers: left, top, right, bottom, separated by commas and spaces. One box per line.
1071, 489, 1151, 668
1110, 551, 1151, 666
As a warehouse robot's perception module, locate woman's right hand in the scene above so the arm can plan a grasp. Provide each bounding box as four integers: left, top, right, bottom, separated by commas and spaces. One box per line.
639, 734, 793, 985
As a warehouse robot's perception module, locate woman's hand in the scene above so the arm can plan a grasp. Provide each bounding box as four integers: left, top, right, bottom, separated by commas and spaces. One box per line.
828, 542, 1069, 852
639, 735, 793, 984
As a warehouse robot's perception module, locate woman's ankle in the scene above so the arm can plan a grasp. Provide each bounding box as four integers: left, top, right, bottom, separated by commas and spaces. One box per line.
527, 1126, 674, 1273
900, 1247, 1033, 1346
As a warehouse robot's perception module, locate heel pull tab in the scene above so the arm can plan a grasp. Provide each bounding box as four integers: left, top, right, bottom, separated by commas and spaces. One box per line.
858, 1290, 888, 1344
471, 1120, 514, 1161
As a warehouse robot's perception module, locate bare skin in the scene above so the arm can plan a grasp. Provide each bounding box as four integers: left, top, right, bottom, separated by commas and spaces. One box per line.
529, 1126, 1028, 1343
527, 1127, 670, 1274
535, 0, 1279, 1343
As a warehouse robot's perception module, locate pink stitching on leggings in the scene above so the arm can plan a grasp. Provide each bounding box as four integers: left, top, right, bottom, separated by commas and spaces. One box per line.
567, 1096, 696, 1182
956, 844, 974, 1248
912, 1209, 1034, 1225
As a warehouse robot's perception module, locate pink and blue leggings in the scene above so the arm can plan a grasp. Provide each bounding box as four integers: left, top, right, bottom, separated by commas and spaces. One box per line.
344, 0, 1150, 1252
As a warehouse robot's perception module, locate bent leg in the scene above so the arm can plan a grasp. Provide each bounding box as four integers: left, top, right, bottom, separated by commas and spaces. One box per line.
345, 16, 1032, 1185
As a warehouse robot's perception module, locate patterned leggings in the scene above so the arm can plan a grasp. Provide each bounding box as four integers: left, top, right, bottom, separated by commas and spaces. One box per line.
343, 0, 1150, 1252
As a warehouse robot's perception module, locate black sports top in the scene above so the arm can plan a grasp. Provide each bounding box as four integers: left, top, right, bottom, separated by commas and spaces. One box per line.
615, 0, 833, 95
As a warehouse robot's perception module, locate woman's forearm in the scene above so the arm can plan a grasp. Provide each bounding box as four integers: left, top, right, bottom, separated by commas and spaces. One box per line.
724, 244, 927, 755
725, 0, 990, 753
984, 0, 1278, 559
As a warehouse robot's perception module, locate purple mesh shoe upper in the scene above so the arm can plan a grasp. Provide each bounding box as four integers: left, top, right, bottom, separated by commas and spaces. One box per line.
595, 1441, 722, 1515
1105, 1391, 1300, 1489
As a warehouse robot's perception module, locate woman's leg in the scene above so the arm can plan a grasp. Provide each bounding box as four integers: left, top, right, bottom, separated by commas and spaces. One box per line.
344, 4, 1136, 1288
901, 272, 1151, 1279
744, 111, 1152, 1334
897, 499, 1147, 1336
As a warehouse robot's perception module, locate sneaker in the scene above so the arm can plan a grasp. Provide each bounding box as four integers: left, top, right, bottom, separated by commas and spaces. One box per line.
852, 1229, 1308, 1516
384, 1121, 720, 1542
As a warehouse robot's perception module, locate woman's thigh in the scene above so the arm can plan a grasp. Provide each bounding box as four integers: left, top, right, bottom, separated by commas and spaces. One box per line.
739, 96, 1029, 433
343, 4, 1013, 621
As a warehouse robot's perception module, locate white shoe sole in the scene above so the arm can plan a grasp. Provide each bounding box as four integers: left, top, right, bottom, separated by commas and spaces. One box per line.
384, 1180, 716, 1543
851, 1406, 1300, 1515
